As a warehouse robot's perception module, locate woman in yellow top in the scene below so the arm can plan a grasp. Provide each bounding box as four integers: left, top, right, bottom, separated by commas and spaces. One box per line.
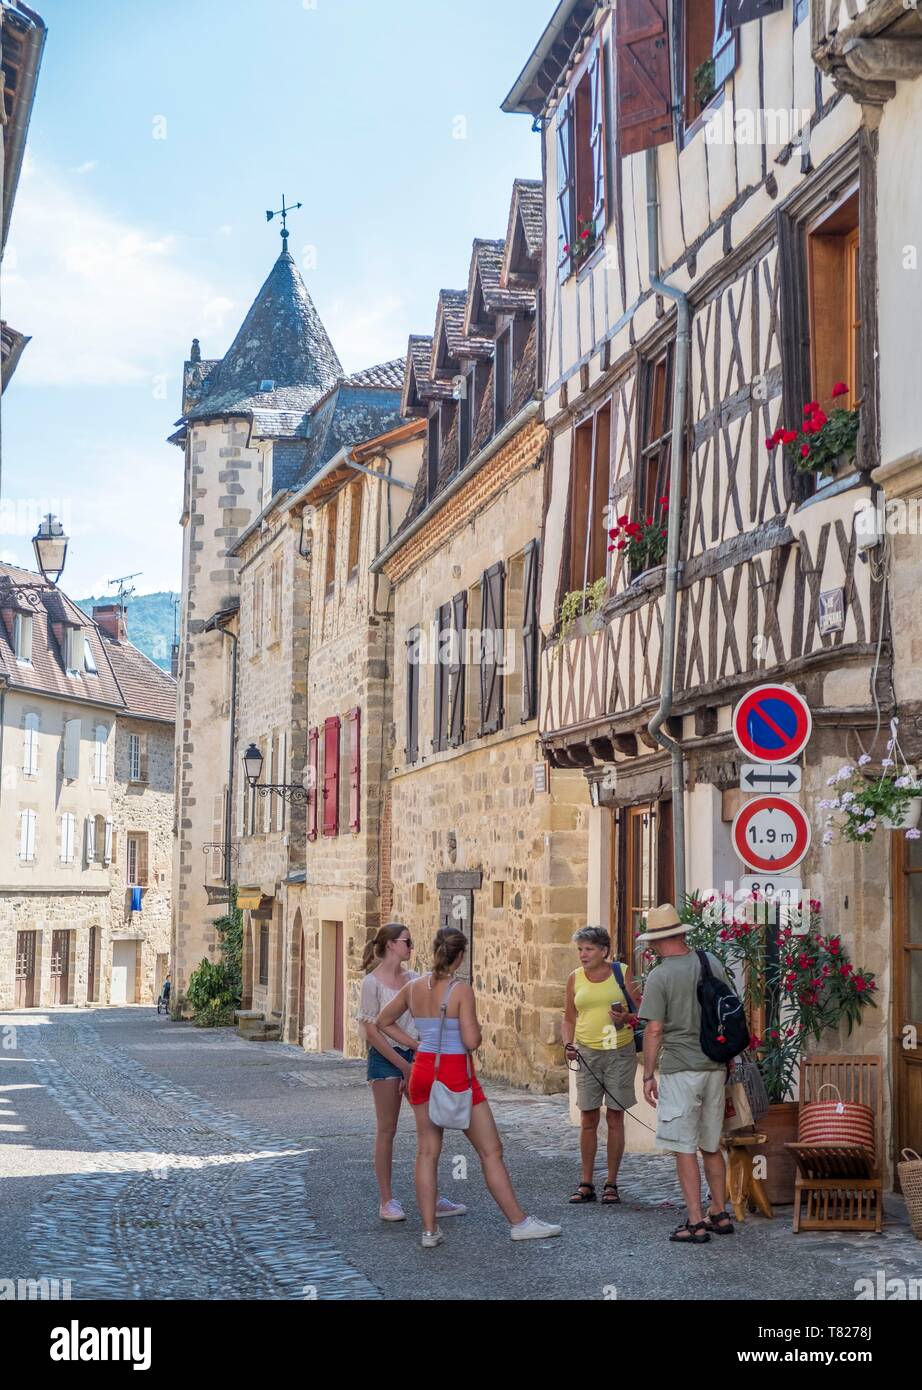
562, 926, 640, 1204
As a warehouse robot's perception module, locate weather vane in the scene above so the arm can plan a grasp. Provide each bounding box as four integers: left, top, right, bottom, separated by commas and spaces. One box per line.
265, 194, 303, 248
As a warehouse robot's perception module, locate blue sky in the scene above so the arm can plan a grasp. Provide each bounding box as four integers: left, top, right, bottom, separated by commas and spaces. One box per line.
2, 0, 552, 599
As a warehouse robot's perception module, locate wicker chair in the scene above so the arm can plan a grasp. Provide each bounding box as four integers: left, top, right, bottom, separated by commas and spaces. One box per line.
785, 1055, 883, 1233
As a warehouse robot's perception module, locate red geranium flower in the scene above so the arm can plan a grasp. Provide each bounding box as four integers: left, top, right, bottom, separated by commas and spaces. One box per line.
832, 382, 849, 397
617, 515, 629, 527
801, 444, 811, 459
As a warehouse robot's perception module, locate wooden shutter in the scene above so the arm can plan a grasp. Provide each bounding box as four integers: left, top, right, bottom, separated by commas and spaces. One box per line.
712, 0, 738, 89
63, 719, 81, 780
433, 603, 451, 753
307, 726, 319, 841
616, 0, 674, 158
137, 834, 149, 887
406, 629, 420, 765
589, 41, 608, 232
449, 592, 466, 747
347, 707, 361, 832
479, 562, 505, 737
104, 817, 113, 866
521, 540, 540, 723
729, 0, 783, 23
20, 810, 36, 862
322, 716, 340, 837
23, 713, 38, 775
556, 94, 575, 278
85, 816, 95, 864
94, 726, 107, 784
60, 813, 75, 864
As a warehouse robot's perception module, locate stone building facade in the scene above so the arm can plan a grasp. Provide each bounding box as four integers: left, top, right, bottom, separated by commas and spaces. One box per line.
373, 183, 589, 1092
0, 572, 175, 1008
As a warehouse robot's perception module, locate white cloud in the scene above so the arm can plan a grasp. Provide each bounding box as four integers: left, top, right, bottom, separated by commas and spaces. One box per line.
217, 224, 233, 238
1, 163, 236, 387
325, 291, 407, 372
69, 160, 98, 175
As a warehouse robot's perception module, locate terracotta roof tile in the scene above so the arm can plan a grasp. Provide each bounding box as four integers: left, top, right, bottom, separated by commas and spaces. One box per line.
100, 634, 177, 724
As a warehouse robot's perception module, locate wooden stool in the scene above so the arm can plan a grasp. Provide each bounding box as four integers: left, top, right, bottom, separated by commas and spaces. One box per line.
723, 1133, 773, 1221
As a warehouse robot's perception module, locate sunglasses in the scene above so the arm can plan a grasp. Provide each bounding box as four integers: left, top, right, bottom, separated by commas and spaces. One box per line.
399, 936, 413, 948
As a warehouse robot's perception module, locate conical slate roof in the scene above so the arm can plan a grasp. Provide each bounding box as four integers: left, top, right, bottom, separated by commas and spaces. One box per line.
186, 249, 343, 421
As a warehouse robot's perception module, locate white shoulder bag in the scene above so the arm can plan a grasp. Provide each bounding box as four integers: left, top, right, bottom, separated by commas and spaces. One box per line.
427, 978, 473, 1130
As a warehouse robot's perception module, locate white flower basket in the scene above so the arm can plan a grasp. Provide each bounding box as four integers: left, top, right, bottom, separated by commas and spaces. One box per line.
883, 797, 922, 832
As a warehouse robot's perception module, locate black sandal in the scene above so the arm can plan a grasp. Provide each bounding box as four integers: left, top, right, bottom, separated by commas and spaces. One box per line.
669, 1219, 711, 1244
569, 1182, 596, 1203
704, 1208, 735, 1234
601, 1183, 621, 1204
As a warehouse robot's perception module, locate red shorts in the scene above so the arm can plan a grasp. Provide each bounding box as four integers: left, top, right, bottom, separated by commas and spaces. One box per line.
408, 1051, 487, 1109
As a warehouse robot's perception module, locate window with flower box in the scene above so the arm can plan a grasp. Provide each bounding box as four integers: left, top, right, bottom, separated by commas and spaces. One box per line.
568, 401, 612, 596
628, 344, 675, 577
680, 1, 738, 131
556, 37, 608, 281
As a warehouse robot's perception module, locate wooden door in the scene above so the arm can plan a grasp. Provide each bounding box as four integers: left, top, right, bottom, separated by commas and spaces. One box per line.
616, 800, 674, 983
298, 923, 307, 1048
111, 940, 137, 1005
15, 931, 36, 1008
50, 930, 70, 1006
87, 926, 98, 1003
893, 836, 922, 1172
333, 922, 344, 1052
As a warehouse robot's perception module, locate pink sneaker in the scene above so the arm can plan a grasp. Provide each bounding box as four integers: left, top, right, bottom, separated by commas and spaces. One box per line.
379, 1199, 407, 1222
436, 1197, 467, 1218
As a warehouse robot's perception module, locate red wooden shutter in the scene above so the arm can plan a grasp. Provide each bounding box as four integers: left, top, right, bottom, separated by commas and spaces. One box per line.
322, 717, 340, 837
521, 540, 540, 724
589, 42, 608, 235
307, 726, 319, 841
616, 0, 674, 158
729, 0, 783, 23
347, 707, 361, 832
479, 562, 505, 737
449, 591, 466, 748
556, 94, 575, 279
433, 604, 451, 753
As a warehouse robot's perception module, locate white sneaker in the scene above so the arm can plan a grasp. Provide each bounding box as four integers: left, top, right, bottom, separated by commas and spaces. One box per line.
421, 1227, 444, 1248
510, 1215, 563, 1242
436, 1197, 467, 1218
379, 1199, 406, 1222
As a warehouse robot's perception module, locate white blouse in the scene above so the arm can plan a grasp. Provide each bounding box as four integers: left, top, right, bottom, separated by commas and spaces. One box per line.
357, 968, 420, 1044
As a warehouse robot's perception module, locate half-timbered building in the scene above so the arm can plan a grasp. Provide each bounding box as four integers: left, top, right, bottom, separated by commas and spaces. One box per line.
373, 181, 590, 1091
504, 0, 922, 1163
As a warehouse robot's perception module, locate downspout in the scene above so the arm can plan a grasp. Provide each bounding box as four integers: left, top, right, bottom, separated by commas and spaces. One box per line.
224, 628, 239, 901
645, 146, 689, 905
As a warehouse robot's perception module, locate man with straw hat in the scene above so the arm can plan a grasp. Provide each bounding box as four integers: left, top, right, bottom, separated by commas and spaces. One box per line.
637, 904, 735, 1245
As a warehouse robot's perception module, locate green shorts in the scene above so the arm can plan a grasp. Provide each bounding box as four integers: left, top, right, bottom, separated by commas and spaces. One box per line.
655, 1069, 726, 1154
574, 1043, 637, 1113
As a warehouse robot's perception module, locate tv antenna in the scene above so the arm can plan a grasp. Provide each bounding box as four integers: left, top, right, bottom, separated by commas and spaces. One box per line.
109, 571, 141, 606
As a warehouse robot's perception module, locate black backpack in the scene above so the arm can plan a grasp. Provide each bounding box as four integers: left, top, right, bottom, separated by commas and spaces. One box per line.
695, 950, 749, 1063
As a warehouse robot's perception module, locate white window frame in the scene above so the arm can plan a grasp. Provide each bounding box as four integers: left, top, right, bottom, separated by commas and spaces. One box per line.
14, 612, 33, 663
93, 725, 108, 785
19, 809, 37, 863
65, 626, 82, 675
63, 718, 81, 781
84, 636, 98, 675
127, 835, 138, 884
128, 732, 142, 781
59, 812, 76, 865
23, 712, 39, 776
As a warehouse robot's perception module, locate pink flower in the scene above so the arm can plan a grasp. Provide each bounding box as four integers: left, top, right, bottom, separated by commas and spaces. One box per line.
832, 382, 849, 398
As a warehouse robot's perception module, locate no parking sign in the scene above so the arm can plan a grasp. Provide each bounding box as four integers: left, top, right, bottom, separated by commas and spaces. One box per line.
732, 684, 812, 764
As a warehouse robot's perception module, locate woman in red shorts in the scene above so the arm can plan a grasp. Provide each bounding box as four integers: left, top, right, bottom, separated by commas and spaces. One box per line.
376, 927, 561, 1248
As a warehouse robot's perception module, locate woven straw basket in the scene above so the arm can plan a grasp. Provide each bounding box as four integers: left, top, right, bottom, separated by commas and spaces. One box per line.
897, 1149, 922, 1240
798, 1083, 875, 1154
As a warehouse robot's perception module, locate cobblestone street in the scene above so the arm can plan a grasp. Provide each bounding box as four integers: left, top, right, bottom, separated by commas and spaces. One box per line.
1, 1007, 920, 1302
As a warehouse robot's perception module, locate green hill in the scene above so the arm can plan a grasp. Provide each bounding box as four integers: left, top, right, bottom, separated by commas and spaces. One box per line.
76, 591, 179, 672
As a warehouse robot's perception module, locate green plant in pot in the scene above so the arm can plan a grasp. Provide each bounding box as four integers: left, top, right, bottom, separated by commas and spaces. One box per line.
766, 383, 860, 478
820, 725, 922, 845
557, 577, 608, 646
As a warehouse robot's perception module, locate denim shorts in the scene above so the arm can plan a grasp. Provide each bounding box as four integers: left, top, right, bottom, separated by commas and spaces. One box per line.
367, 1044, 415, 1082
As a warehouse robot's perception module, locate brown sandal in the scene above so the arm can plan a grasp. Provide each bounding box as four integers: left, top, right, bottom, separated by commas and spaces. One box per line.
704, 1208, 735, 1234
569, 1182, 596, 1203
669, 1219, 711, 1245
601, 1183, 621, 1204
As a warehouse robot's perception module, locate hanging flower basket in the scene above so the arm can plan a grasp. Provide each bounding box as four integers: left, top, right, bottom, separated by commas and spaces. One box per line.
820, 720, 922, 845
882, 797, 922, 832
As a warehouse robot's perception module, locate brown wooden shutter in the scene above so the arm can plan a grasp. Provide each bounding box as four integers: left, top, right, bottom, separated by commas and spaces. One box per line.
307, 725, 319, 841
406, 629, 420, 765
556, 94, 575, 279
137, 834, 149, 888
729, 0, 782, 23
449, 591, 466, 747
433, 604, 451, 752
347, 707, 361, 832
521, 540, 540, 724
139, 733, 149, 783
616, 0, 674, 158
589, 41, 608, 233
712, 0, 738, 89
322, 717, 340, 837
479, 562, 505, 737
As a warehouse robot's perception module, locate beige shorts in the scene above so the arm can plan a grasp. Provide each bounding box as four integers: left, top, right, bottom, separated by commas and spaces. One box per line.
656, 1069, 726, 1154
574, 1043, 637, 1113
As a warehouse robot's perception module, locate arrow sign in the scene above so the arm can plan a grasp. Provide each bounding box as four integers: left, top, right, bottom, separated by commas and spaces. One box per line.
733, 684, 812, 764
740, 763, 802, 794
732, 795, 812, 874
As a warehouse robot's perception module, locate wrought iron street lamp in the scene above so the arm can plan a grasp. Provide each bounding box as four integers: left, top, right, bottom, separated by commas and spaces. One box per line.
242, 742, 310, 806
33, 513, 69, 585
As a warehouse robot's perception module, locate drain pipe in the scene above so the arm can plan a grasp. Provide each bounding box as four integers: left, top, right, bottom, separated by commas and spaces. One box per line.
645, 146, 689, 906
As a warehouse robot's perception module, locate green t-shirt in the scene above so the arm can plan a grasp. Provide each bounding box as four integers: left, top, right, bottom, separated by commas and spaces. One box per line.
638, 949, 729, 1074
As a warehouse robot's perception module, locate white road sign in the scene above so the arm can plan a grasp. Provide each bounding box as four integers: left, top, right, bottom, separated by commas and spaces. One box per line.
740, 763, 802, 794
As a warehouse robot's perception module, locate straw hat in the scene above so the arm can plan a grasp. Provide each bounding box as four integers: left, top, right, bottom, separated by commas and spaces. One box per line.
636, 903, 690, 942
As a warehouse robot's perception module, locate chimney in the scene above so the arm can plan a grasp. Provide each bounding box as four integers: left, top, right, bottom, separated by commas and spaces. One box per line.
170, 640, 179, 678
93, 603, 128, 642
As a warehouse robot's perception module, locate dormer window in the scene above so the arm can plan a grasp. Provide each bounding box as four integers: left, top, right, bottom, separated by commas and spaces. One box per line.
494, 329, 513, 433
64, 626, 83, 676
84, 637, 98, 675
14, 612, 32, 663
259, 379, 276, 393
427, 410, 441, 501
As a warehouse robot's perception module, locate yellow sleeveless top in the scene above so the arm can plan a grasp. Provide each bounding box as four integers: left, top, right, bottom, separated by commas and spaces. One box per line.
573, 965, 632, 1051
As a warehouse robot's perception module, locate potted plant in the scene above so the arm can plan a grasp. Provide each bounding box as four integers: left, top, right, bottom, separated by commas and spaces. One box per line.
671, 894, 878, 1202
607, 487, 669, 577
693, 58, 716, 111
765, 382, 860, 478
563, 213, 599, 272
820, 728, 922, 845
556, 577, 608, 646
